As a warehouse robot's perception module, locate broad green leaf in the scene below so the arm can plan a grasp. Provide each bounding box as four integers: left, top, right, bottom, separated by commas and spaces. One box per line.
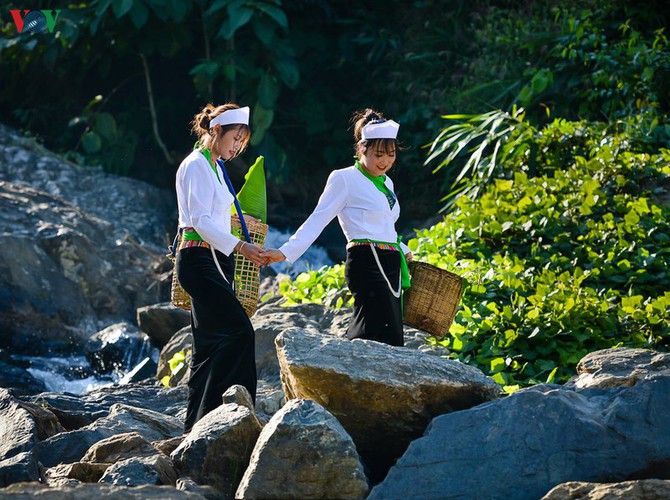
234, 156, 267, 223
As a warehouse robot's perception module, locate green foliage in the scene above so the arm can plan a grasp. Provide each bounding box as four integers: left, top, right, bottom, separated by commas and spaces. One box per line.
278, 264, 351, 308
160, 348, 190, 387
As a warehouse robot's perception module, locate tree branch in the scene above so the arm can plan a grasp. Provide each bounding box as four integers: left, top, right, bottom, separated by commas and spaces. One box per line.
140, 53, 175, 165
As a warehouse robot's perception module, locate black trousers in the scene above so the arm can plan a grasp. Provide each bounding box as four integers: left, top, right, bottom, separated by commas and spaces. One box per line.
345, 245, 404, 347
176, 247, 257, 432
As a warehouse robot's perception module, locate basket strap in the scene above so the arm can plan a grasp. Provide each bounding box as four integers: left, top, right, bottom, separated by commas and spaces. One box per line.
210, 245, 233, 290
369, 244, 402, 299
216, 158, 252, 243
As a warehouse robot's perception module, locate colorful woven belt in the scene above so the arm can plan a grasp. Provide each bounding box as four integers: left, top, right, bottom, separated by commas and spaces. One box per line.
346, 241, 398, 251
180, 227, 211, 250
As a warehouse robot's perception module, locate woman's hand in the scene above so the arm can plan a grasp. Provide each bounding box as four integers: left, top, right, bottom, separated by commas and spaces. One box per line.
236, 241, 266, 266
260, 248, 286, 265
405, 251, 413, 263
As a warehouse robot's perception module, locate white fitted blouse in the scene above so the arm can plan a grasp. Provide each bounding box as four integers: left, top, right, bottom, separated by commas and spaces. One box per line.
175, 149, 241, 256
279, 166, 410, 263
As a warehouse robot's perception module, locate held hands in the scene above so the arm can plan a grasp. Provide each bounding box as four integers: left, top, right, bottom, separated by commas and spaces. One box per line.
236, 241, 266, 266
260, 248, 286, 266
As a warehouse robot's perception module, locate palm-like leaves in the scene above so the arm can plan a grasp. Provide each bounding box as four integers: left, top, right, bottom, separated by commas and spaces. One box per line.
425, 106, 534, 211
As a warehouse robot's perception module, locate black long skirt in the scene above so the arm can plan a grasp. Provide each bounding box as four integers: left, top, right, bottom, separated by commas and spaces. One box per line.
176, 246, 257, 432
345, 245, 404, 347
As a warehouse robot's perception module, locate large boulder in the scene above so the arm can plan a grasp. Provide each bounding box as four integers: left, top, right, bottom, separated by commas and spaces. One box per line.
236, 398, 368, 499
370, 377, 670, 499
542, 479, 670, 499
0, 123, 174, 355
137, 303, 190, 348
171, 403, 262, 498
275, 328, 499, 475
568, 347, 670, 389
36, 403, 183, 467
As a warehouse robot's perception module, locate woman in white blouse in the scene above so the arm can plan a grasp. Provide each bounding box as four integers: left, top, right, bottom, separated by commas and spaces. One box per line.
175, 103, 265, 433
263, 109, 412, 346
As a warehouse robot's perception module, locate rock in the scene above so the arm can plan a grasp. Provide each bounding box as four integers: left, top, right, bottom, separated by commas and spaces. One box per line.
0, 389, 38, 461
0, 356, 47, 396
137, 303, 190, 348
276, 328, 499, 476
568, 347, 670, 389
236, 398, 368, 499
152, 436, 184, 457
176, 477, 218, 499
0, 185, 169, 356
542, 479, 670, 499
85, 322, 150, 374
157, 327, 192, 387
171, 403, 262, 498
251, 306, 322, 382
14, 398, 65, 440
370, 378, 670, 499
222, 385, 256, 413
0, 452, 39, 487
81, 432, 157, 463
99, 453, 177, 487
120, 357, 158, 384
0, 482, 204, 498
29, 380, 187, 430
255, 380, 285, 423
44, 462, 109, 486
36, 403, 183, 467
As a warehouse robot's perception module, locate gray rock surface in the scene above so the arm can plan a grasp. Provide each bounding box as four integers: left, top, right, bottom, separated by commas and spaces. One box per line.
36, 403, 182, 467
44, 461, 109, 486
85, 322, 150, 374
0, 123, 174, 355
0, 482, 204, 498
0, 389, 38, 461
542, 479, 670, 499
137, 302, 190, 348
568, 347, 670, 389
81, 431, 157, 463
99, 453, 177, 487
29, 381, 187, 430
236, 398, 368, 499
370, 378, 670, 499
276, 328, 499, 473
171, 403, 262, 498
0, 452, 39, 487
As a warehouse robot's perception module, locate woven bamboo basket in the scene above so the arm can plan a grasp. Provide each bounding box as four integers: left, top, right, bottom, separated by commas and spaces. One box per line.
168, 214, 268, 317
169, 232, 191, 311
231, 214, 268, 318
403, 261, 463, 339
